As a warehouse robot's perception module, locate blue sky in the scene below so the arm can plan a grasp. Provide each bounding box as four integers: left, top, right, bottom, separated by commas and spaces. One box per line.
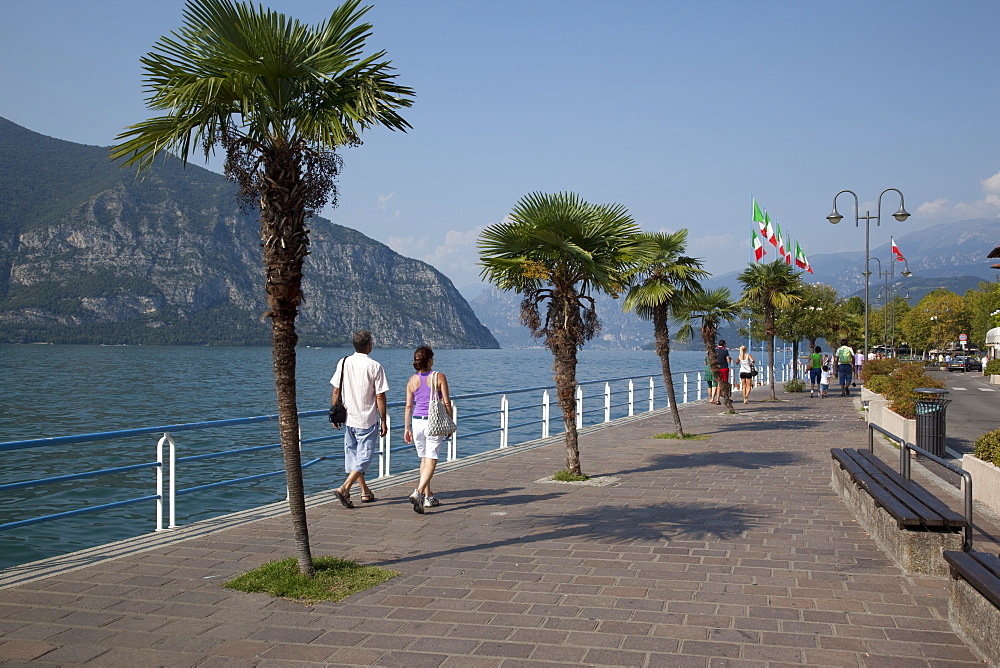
2, 0, 999, 296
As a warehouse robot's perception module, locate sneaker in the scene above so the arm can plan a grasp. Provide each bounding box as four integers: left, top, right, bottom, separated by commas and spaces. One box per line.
408, 490, 425, 514
424, 495, 440, 508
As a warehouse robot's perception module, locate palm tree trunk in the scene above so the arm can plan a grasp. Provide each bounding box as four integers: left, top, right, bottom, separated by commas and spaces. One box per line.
548, 286, 583, 476
791, 340, 800, 379
260, 153, 314, 577
552, 341, 582, 475
766, 309, 776, 400
653, 307, 684, 437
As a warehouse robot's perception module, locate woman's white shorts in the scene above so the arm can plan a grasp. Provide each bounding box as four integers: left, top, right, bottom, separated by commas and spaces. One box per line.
412, 419, 444, 460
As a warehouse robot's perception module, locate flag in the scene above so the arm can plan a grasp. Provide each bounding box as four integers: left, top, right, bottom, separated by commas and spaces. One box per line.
764, 212, 777, 246
776, 222, 785, 256
752, 198, 765, 233
891, 236, 905, 262
752, 229, 766, 261
794, 241, 807, 269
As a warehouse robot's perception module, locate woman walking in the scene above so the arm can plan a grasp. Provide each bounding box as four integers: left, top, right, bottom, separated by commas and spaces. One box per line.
403, 346, 453, 514
808, 346, 823, 397
737, 345, 755, 404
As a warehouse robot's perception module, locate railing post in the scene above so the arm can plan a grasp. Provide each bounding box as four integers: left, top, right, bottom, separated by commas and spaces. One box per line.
575, 385, 583, 429
156, 434, 164, 532
383, 413, 392, 477
649, 377, 654, 412
500, 394, 509, 448
683, 373, 689, 404
628, 380, 634, 417
448, 403, 457, 462
604, 382, 611, 422
697, 374, 702, 401
542, 390, 550, 438
156, 432, 176, 531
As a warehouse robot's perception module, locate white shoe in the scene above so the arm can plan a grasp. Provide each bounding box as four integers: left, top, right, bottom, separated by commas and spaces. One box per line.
424, 495, 440, 508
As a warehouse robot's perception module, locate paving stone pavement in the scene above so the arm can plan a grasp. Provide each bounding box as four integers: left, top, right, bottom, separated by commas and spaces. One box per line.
0, 387, 995, 666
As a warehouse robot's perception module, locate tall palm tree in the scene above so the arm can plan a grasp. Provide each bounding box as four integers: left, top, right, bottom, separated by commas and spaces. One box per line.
478, 192, 656, 476
675, 288, 743, 414
738, 261, 803, 400
622, 230, 707, 438
110, 0, 414, 576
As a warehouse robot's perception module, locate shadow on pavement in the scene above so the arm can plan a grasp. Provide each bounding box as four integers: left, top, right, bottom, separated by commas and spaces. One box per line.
377, 500, 766, 567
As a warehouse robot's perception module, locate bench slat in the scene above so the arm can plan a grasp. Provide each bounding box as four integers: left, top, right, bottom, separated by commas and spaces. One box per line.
944, 550, 1000, 609
851, 451, 949, 527
833, 449, 921, 527
973, 551, 1000, 580
855, 450, 966, 527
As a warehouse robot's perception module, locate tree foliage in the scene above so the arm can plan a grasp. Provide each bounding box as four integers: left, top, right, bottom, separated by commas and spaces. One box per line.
111, 0, 413, 577
478, 192, 656, 475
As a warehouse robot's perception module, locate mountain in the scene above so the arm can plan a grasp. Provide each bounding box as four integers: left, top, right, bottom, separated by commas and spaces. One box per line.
471, 219, 998, 350
469, 288, 714, 350
0, 117, 498, 348
706, 219, 1000, 302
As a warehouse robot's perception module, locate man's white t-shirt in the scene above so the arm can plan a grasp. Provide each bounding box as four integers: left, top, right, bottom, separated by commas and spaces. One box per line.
330, 352, 389, 429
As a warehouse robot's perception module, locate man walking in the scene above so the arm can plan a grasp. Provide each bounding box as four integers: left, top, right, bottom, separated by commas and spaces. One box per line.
330, 330, 388, 508
835, 338, 855, 397
710, 340, 731, 405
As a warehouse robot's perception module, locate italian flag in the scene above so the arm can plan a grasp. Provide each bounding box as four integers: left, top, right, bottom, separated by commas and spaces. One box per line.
794, 241, 807, 269
752, 198, 766, 234
752, 229, 766, 261
776, 222, 785, 256
764, 211, 777, 246
891, 236, 906, 262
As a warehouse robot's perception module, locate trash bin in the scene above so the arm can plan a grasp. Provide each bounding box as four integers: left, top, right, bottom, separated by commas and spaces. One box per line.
914, 388, 950, 458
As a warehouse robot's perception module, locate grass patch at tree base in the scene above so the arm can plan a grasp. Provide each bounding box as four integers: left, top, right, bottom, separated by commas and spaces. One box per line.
654, 433, 709, 440
224, 556, 399, 604
552, 469, 590, 482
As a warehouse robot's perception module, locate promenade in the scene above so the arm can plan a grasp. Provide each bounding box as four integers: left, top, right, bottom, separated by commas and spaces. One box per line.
0, 387, 995, 666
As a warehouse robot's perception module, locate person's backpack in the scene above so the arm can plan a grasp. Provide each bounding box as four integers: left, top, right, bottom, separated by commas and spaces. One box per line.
837, 346, 853, 364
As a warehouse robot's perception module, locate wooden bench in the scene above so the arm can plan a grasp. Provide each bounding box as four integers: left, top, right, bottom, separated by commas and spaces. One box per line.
943, 550, 1000, 664
830, 448, 966, 575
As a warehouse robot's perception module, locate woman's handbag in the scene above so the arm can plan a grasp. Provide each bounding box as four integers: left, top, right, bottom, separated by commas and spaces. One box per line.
329, 357, 348, 427
749, 361, 758, 377
426, 372, 456, 437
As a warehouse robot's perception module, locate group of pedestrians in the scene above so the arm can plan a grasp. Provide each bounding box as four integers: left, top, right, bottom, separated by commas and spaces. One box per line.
329, 330, 453, 515
705, 340, 757, 405
708, 338, 862, 403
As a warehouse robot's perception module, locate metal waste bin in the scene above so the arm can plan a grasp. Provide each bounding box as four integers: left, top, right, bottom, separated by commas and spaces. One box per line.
914, 388, 950, 457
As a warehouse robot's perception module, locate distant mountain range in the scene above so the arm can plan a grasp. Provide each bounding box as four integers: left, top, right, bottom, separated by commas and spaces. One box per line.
471, 219, 999, 349
0, 117, 498, 348
705, 218, 1000, 303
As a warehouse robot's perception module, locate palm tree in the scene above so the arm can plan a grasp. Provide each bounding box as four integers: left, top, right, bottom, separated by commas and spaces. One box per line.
622, 230, 707, 438
738, 261, 803, 400
675, 288, 743, 414
478, 192, 656, 476
110, 0, 414, 576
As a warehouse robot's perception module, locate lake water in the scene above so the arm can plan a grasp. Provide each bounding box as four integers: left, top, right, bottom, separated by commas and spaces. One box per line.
0, 344, 712, 568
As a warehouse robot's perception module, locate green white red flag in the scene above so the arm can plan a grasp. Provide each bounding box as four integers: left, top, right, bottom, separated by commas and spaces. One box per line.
776, 222, 785, 256
752, 198, 766, 235
752, 229, 766, 261
764, 212, 777, 246
794, 241, 807, 269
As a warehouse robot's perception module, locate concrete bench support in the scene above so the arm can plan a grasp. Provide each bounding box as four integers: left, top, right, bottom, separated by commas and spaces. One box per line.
830, 457, 963, 576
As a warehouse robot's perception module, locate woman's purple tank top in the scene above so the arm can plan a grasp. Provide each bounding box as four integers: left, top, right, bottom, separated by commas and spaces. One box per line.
413, 372, 432, 417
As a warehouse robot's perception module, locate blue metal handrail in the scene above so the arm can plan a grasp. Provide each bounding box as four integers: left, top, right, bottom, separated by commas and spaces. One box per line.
0, 368, 707, 541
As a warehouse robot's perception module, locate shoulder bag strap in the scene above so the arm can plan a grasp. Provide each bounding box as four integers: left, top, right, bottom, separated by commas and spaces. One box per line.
338, 356, 347, 394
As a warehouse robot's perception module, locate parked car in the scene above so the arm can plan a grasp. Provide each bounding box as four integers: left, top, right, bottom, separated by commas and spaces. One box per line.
947, 356, 982, 372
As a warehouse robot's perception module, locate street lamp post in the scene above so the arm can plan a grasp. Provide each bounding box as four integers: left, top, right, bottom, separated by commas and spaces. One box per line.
826, 188, 910, 361
870, 255, 912, 354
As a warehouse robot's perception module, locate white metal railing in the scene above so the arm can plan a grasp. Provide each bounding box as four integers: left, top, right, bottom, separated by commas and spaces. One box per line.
2, 368, 738, 540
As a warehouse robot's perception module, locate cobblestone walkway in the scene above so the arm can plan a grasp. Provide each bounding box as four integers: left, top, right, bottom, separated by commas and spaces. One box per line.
0, 388, 992, 666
